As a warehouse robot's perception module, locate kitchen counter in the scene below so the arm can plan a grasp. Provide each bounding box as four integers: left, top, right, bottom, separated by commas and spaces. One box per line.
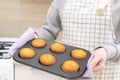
0, 58, 14, 80
14, 61, 67, 80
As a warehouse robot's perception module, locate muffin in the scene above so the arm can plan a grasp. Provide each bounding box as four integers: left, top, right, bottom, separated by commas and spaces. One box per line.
50, 42, 66, 54
19, 48, 36, 59
71, 49, 87, 60
31, 38, 46, 48
61, 60, 79, 73
39, 53, 56, 66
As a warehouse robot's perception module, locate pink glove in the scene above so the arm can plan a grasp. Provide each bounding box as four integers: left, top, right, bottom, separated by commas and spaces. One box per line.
8, 27, 37, 56
74, 54, 94, 80
83, 54, 93, 78
83, 54, 94, 79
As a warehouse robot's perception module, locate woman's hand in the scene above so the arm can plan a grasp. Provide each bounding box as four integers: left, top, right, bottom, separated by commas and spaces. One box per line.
91, 48, 107, 72
8, 27, 37, 56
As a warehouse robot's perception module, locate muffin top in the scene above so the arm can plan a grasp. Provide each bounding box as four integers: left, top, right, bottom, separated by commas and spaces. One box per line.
61, 60, 80, 73
19, 48, 36, 59
39, 53, 56, 66
31, 38, 46, 48
71, 49, 87, 60
50, 42, 66, 54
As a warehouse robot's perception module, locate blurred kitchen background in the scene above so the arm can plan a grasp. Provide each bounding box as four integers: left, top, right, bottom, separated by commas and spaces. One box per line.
0, 0, 52, 37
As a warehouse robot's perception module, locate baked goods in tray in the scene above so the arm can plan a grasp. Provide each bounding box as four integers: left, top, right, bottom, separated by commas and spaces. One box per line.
50, 42, 66, 54
19, 48, 36, 59
61, 60, 79, 74
71, 49, 87, 60
39, 53, 56, 66
13, 38, 91, 78
31, 38, 46, 48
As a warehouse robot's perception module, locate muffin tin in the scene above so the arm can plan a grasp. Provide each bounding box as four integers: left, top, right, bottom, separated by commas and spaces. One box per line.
13, 38, 91, 79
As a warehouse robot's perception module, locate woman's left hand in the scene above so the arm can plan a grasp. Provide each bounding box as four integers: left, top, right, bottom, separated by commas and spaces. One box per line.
91, 48, 107, 72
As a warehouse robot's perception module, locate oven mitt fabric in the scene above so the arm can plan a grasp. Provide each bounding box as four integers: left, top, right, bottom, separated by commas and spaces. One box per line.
74, 54, 94, 80
8, 27, 37, 56
83, 53, 93, 77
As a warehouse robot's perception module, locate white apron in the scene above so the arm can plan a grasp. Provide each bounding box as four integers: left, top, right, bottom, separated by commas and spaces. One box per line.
60, 0, 120, 80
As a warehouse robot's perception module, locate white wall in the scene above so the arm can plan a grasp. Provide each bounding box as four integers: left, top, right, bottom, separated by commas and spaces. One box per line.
0, 0, 52, 37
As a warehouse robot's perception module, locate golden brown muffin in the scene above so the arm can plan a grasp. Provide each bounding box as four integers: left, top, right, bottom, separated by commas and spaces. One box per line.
19, 48, 36, 59
61, 60, 79, 73
71, 49, 87, 60
31, 38, 46, 48
50, 42, 66, 54
39, 53, 56, 66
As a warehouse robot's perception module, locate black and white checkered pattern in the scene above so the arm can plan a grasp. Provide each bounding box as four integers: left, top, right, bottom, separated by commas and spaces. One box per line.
59, 0, 120, 80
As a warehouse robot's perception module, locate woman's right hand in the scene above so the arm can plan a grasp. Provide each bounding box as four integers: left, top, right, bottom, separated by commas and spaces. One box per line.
8, 27, 37, 56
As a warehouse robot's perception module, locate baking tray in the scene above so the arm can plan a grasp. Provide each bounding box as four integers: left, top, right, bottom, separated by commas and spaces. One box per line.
13, 39, 91, 79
